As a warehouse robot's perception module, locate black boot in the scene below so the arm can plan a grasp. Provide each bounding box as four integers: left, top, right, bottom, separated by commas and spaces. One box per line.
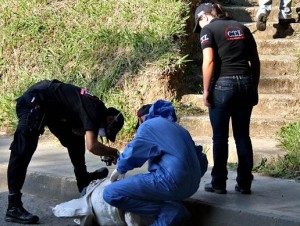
5, 193, 39, 224
75, 167, 109, 193
74, 168, 91, 193
89, 167, 109, 181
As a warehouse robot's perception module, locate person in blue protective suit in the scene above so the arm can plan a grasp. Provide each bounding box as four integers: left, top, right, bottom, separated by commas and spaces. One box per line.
103, 99, 208, 226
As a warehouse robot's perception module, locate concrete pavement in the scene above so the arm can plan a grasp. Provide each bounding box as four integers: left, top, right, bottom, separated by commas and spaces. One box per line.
1, 135, 300, 226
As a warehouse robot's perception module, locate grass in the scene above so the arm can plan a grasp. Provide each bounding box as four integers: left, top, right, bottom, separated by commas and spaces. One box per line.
0, 0, 190, 134
228, 120, 300, 180
1, 0, 300, 181
253, 120, 300, 180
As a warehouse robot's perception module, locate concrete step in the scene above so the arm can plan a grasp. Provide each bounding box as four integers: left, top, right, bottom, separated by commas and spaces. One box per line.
256, 39, 300, 55
179, 114, 296, 139
226, 6, 300, 22
189, 75, 300, 95
259, 76, 300, 93
192, 136, 285, 166
196, 55, 298, 76
245, 22, 300, 39
180, 93, 300, 118
253, 93, 300, 117
259, 55, 299, 76
220, 0, 258, 6
220, 0, 300, 6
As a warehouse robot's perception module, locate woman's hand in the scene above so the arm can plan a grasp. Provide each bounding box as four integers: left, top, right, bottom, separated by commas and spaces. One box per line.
203, 90, 211, 108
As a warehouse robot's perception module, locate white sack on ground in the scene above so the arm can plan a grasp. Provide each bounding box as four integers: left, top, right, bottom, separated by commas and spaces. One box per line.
52, 179, 154, 226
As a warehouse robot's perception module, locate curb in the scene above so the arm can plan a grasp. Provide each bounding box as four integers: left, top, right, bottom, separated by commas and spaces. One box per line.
1, 164, 300, 226
184, 198, 300, 226
0, 165, 78, 201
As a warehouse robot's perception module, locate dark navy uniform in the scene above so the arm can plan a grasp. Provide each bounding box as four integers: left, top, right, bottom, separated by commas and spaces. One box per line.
200, 18, 257, 77
8, 80, 106, 194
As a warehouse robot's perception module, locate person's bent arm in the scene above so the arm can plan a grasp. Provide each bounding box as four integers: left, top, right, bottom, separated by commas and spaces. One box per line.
85, 130, 118, 157
202, 47, 214, 108
249, 47, 260, 89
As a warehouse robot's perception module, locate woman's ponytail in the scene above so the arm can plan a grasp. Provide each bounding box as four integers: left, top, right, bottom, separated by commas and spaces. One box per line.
211, 3, 230, 19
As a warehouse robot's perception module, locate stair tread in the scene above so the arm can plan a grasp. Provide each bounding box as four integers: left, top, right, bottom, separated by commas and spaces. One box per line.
261, 75, 299, 79
259, 93, 300, 99
256, 39, 300, 43
259, 54, 298, 60
243, 21, 300, 26
225, 6, 299, 9
180, 115, 298, 122
182, 93, 300, 101
183, 92, 300, 96
193, 135, 282, 151
193, 136, 286, 159
191, 136, 285, 165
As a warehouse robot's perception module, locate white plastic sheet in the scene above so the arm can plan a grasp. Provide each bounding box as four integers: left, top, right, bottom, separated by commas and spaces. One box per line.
52, 179, 154, 226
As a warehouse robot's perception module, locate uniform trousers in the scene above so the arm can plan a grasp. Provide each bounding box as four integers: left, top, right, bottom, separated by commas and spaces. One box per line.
7, 95, 86, 194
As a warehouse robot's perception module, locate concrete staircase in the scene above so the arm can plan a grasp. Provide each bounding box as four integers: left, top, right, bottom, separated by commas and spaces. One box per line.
179, 0, 300, 165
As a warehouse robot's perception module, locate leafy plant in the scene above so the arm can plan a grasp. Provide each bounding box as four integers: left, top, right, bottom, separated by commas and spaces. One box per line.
253, 120, 300, 179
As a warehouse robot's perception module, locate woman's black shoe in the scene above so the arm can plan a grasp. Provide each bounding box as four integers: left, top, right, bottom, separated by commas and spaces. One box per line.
235, 184, 251, 194
205, 183, 227, 194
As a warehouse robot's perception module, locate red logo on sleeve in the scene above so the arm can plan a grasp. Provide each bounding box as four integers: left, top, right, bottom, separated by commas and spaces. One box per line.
200, 34, 209, 45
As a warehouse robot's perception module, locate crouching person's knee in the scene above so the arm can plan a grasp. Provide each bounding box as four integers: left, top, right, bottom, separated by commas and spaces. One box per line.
103, 187, 119, 206
103, 187, 113, 205
103, 186, 127, 209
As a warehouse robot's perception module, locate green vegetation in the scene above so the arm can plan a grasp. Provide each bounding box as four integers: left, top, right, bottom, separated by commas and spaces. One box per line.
255, 43, 300, 179
0, 0, 190, 135
1, 0, 299, 181
253, 120, 300, 179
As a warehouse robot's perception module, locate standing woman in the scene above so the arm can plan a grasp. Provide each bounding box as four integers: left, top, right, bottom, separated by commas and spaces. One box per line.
193, 3, 260, 194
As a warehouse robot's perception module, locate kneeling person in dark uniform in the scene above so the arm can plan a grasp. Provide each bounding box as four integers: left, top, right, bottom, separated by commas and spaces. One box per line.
5, 79, 124, 224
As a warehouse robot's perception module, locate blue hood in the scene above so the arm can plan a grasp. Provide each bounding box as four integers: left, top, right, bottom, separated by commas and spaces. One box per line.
145, 100, 177, 122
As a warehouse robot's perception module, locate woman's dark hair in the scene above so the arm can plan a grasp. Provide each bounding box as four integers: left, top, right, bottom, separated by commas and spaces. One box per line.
210, 3, 231, 19
211, 3, 228, 18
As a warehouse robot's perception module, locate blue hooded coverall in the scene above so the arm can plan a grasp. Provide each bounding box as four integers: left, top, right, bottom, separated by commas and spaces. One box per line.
103, 100, 207, 226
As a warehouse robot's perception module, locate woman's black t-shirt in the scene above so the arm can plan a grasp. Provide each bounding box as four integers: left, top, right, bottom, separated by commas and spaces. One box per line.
200, 18, 257, 77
